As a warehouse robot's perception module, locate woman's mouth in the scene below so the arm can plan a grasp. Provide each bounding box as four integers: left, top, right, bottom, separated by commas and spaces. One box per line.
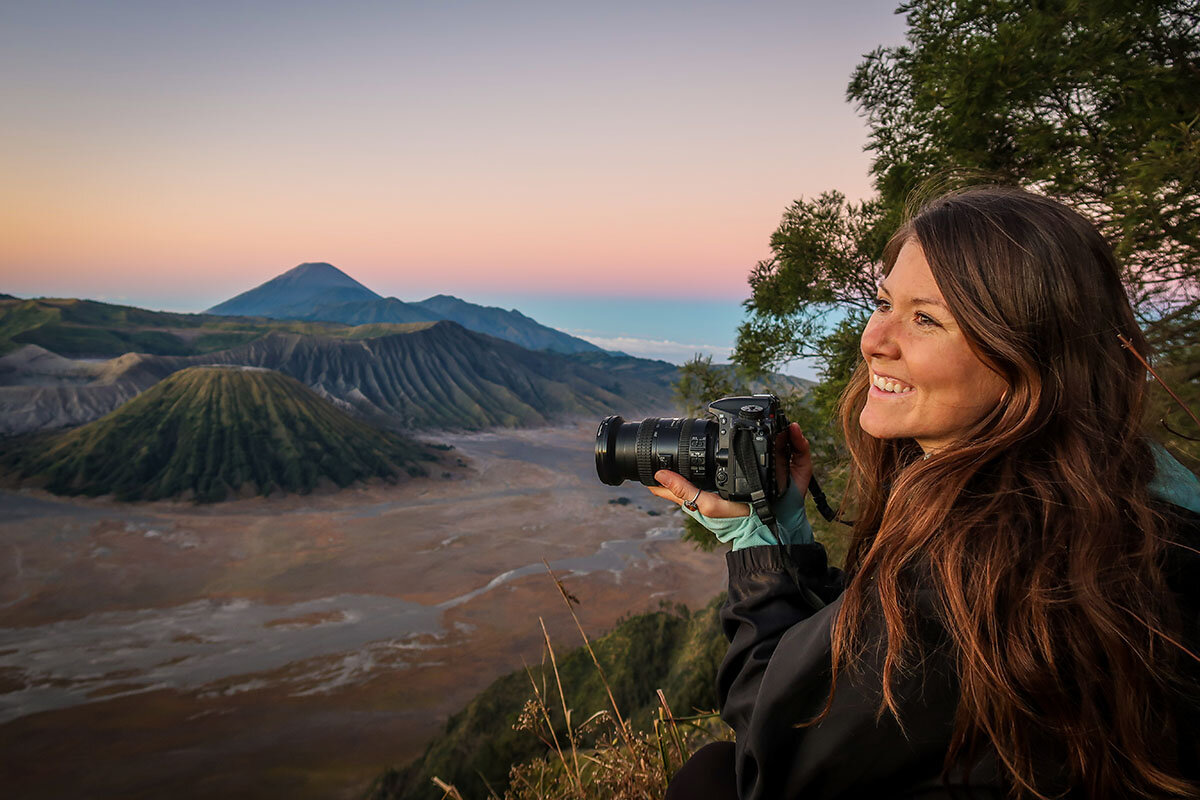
871, 371, 915, 395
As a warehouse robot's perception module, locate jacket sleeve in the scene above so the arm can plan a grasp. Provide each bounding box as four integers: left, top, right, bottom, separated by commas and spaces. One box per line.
718, 544, 976, 800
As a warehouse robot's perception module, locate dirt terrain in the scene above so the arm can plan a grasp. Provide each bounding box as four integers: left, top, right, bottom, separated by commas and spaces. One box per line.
0, 424, 728, 800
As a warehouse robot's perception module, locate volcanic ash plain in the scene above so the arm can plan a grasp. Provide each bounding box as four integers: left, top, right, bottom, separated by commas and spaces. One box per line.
0, 423, 728, 800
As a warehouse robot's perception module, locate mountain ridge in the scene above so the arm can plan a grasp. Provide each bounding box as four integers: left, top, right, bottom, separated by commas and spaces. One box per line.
0, 295, 813, 438
205, 263, 601, 354
0, 320, 684, 436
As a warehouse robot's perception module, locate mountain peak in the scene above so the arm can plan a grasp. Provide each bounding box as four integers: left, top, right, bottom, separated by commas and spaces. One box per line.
205, 262, 381, 318
273, 262, 375, 291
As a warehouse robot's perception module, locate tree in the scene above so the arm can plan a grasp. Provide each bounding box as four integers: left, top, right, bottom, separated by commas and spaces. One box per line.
733, 193, 891, 375
673, 354, 742, 417
735, 0, 1200, 453
851, 0, 1200, 345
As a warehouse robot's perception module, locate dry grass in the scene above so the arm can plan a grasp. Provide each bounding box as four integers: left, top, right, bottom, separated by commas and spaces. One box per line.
429, 561, 733, 800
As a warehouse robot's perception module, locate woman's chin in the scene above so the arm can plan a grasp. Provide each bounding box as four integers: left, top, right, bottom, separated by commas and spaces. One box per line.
858, 408, 897, 441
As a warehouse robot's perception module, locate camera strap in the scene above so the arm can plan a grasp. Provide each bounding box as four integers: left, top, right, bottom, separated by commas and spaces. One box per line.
732, 428, 781, 545
807, 475, 850, 525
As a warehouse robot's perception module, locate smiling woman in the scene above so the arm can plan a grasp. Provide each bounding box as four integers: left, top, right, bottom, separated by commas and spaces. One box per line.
860, 240, 1007, 453
654, 186, 1200, 800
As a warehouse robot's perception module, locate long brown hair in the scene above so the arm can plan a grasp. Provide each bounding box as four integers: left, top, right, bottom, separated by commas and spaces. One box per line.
820, 187, 1199, 798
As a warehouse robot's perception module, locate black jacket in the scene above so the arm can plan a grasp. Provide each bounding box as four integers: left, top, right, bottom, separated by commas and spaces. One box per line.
717, 506, 1200, 800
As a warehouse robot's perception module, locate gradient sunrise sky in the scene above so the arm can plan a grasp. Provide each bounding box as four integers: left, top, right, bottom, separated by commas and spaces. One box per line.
1, 0, 907, 372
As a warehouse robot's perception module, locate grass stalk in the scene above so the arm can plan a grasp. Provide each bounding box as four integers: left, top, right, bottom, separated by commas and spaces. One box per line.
522, 662, 575, 791
652, 717, 672, 777
1119, 331, 1200, 432
432, 776, 466, 800
656, 688, 689, 766
475, 770, 502, 800
542, 559, 637, 758
539, 616, 584, 794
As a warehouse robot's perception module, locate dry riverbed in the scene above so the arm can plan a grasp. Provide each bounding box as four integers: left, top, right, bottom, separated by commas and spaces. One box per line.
0, 423, 728, 800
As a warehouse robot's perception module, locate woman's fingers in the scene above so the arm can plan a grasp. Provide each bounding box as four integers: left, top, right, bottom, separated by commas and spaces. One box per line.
650, 470, 700, 507
651, 470, 750, 519
787, 423, 814, 494
647, 485, 682, 503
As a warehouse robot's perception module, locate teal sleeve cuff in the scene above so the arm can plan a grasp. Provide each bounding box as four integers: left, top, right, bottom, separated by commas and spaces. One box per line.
681, 505, 778, 550
772, 479, 814, 545
1149, 441, 1200, 514
680, 481, 814, 550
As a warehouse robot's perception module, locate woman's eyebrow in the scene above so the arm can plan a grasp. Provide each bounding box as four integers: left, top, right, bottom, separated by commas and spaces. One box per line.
877, 282, 947, 309
911, 296, 947, 309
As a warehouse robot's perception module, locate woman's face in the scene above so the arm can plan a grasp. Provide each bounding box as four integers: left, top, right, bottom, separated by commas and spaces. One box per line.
859, 240, 1008, 453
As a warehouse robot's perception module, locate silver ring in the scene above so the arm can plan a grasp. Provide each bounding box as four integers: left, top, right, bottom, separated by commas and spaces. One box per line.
683, 489, 702, 512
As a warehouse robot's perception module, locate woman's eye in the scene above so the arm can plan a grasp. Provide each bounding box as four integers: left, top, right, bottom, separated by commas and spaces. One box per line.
915, 312, 941, 327
873, 297, 891, 312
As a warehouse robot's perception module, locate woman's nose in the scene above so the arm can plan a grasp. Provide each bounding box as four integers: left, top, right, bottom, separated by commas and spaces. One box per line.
861, 313, 900, 360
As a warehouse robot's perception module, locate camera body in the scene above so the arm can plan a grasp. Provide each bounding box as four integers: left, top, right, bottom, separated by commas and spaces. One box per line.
706, 394, 788, 504
595, 393, 789, 506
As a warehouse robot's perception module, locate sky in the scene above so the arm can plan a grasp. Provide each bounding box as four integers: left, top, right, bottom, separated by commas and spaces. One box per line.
0, 0, 908, 375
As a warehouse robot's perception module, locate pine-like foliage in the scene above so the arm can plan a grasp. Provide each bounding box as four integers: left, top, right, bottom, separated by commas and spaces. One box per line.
736, 0, 1200, 416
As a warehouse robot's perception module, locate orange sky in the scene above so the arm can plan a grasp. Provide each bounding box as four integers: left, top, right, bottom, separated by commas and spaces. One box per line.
1, 1, 906, 312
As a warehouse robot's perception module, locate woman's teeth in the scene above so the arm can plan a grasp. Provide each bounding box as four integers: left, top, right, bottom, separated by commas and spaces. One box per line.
872, 373, 914, 394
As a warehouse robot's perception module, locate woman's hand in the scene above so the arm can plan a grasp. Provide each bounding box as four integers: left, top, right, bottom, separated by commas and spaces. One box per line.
778, 422, 813, 498
650, 471, 771, 550
648, 471, 751, 518
647, 423, 816, 550
649, 423, 813, 516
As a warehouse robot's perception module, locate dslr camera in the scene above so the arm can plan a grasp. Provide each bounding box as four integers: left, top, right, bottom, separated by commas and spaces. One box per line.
595, 394, 789, 527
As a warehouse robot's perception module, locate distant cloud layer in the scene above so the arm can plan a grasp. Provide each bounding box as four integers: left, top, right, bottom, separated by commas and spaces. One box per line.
573, 329, 821, 380
574, 333, 733, 364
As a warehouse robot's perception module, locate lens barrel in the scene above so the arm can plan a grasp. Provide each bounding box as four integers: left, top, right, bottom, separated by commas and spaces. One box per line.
595, 415, 717, 489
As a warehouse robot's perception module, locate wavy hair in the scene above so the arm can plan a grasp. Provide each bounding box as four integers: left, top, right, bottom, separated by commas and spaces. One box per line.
815, 187, 1199, 799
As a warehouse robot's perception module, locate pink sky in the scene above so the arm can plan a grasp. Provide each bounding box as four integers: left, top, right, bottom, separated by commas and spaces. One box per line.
0, 1, 907, 311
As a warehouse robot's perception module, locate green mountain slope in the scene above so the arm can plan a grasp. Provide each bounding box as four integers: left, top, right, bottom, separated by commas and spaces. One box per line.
368, 595, 728, 800
0, 322, 682, 436
1, 296, 808, 439
0, 296, 374, 358
195, 323, 677, 429
0, 366, 437, 502
298, 293, 601, 354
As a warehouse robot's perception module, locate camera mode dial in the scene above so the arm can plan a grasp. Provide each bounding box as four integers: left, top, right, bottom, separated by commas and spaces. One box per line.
738, 404, 765, 421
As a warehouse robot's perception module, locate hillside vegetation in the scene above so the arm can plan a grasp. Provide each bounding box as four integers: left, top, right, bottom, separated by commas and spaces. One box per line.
369, 595, 728, 800
309, 293, 599, 354
0, 366, 437, 502
194, 325, 679, 429
0, 296, 431, 358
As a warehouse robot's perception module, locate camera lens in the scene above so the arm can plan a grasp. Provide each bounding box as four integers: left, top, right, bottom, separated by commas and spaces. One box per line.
595, 415, 716, 488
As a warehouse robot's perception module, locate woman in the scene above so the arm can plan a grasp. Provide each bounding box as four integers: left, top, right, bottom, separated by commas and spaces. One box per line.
651, 187, 1200, 799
